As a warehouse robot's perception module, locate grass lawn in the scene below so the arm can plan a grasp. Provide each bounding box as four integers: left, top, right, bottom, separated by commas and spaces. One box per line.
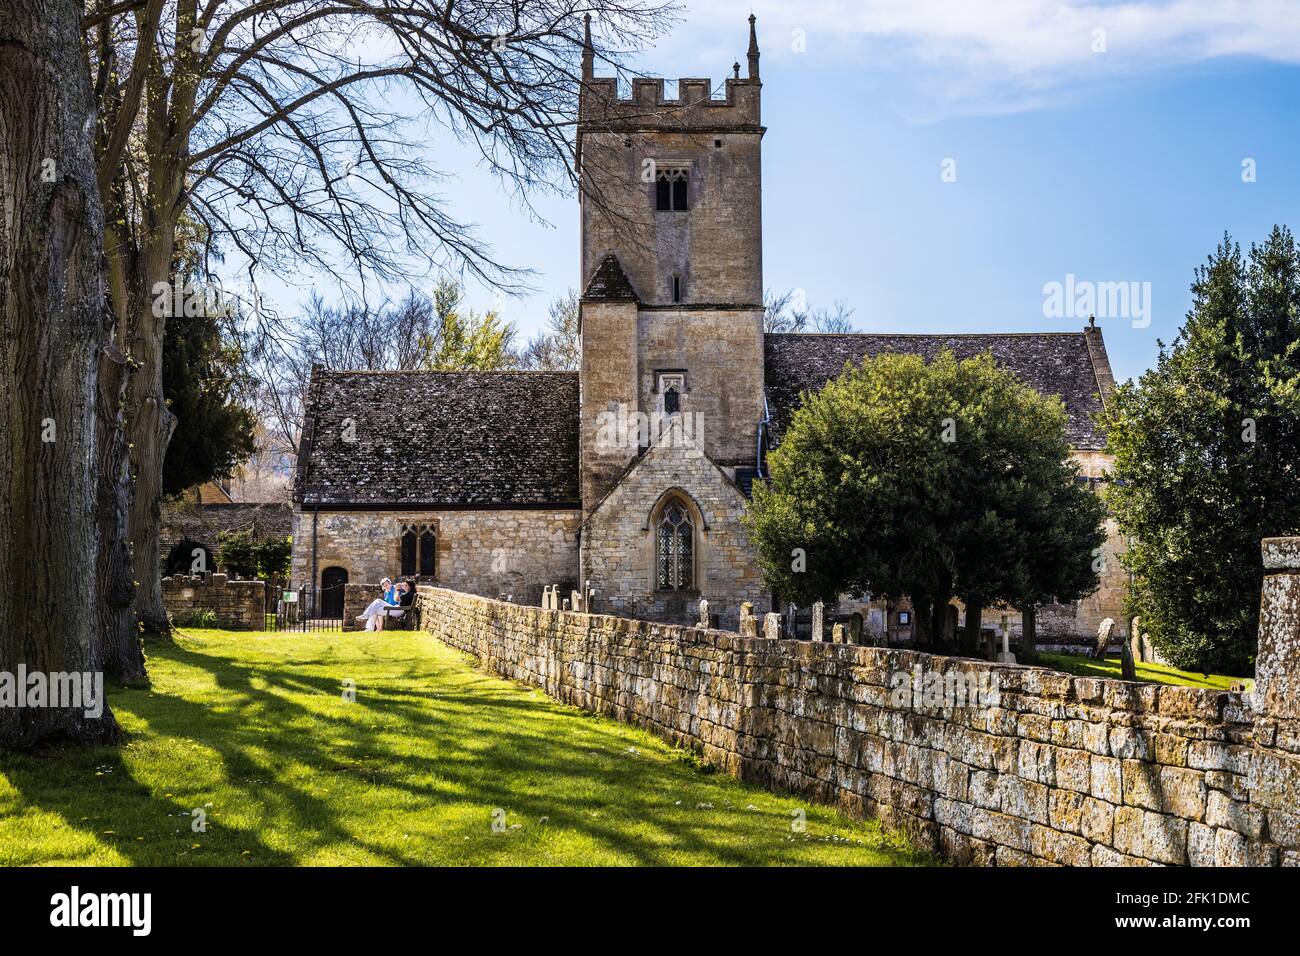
1036, 651, 1245, 690
0, 629, 932, 866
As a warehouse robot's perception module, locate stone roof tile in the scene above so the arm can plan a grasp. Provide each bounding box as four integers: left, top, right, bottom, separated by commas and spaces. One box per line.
764, 332, 1108, 450
295, 369, 580, 507
582, 253, 639, 301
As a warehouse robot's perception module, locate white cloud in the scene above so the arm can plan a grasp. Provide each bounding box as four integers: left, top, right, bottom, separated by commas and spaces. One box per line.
671, 0, 1300, 117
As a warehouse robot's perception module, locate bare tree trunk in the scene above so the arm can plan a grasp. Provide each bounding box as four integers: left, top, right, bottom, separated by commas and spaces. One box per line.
962, 601, 983, 656
1020, 605, 1037, 663
96, 339, 145, 681
125, 225, 178, 640
912, 595, 933, 647
931, 601, 949, 651
0, 0, 121, 745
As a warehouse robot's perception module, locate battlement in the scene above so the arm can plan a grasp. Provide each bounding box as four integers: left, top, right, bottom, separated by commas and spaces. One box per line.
578, 14, 762, 131
580, 76, 761, 130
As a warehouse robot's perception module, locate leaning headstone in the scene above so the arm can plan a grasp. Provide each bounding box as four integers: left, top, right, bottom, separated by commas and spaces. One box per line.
739, 602, 757, 638
697, 598, 710, 629
1120, 631, 1137, 680
811, 602, 825, 642
764, 612, 782, 640
1093, 617, 1115, 659
831, 623, 846, 644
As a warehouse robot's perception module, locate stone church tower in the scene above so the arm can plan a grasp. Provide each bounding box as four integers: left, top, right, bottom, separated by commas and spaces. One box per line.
290, 15, 1124, 641
576, 16, 770, 624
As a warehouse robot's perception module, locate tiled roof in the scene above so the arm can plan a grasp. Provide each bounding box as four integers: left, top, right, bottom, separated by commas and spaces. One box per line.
582, 253, 639, 300
764, 332, 1108, 450
295, 369, 580, 507
160, 501, 293, 557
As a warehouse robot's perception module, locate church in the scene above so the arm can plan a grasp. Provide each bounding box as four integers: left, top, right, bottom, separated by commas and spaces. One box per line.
291, 17, 1126, 638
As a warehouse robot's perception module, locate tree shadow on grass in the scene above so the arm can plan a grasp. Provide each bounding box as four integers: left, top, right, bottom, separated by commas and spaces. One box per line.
3, 633, 925, 866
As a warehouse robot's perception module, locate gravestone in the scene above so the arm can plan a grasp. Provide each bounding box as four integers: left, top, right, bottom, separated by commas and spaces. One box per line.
811, 602, 825, 642
1127, 618, 1143, 666
1093, 617, 1115, 659
831, 623, 846, 644
846, 612, 863, 646
739, 602, 757, 638
763, 612, 782, 640
786, 604, 798, 640
698, 598, 710, 629
1120, 631, 1137, 680
562, 598, 571, 611
996, 621, 1016, 663
980, 627, 998, 660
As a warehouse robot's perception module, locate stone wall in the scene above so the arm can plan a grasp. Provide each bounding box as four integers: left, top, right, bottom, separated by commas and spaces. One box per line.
418, 536, 1300, 866
163, 574, 266, 630
633, 307, 765, 468
578, 96, 764, 308
290, 508, 581, 607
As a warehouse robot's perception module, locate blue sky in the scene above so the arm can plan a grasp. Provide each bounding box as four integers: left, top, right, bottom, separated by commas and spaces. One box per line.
236, 1, 1300, 386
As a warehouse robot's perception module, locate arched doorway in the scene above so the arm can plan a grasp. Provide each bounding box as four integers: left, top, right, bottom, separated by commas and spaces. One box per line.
320, 566, 348, 619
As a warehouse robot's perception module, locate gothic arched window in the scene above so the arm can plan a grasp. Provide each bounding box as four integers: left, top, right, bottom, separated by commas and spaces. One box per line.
656, 500, 694, 591
401, 524, 437, 577
655, 166, 689, 211
663, 383, 681, 414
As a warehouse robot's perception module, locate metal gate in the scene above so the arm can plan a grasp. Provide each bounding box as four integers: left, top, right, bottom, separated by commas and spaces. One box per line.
266, 584, 345, 633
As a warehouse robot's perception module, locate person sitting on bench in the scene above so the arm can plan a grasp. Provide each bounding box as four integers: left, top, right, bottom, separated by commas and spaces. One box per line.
356, 577, 401, 631
386, 579, 415, 624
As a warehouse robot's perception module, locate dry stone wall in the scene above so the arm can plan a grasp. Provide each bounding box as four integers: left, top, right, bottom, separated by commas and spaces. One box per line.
163, 574, 265, 630
418, 536, 1300, 866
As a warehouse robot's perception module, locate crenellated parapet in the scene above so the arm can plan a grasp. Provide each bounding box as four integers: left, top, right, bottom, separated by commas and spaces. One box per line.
579, 75, 761, 132
579, 14, 761, 132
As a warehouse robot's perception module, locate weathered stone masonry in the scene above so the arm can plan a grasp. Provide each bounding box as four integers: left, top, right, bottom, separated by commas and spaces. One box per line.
163, 574, 265, 630
417, 536, 1300, 866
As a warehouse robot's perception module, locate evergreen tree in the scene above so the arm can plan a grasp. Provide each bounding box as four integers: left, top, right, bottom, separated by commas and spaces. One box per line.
746, 351, 1104, 647
162, 298, 258, 497
422, 279, 517, 371
1103, 227, 1300, 674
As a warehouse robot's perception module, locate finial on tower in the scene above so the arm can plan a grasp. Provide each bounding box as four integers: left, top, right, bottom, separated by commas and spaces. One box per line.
582, 13, 594, 80
747, 14, 760, 80
732, 61, 740, 79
